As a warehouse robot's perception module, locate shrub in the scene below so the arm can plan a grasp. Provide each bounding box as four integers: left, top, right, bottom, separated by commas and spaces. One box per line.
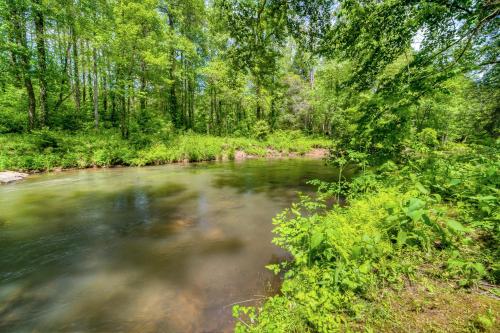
252, 120, 270, 141
418, 128, 439, 148
33, 130, 60, 152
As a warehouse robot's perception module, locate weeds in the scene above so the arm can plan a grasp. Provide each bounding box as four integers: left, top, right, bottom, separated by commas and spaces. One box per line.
234, 142, 499, 332
0, 130, 331, 172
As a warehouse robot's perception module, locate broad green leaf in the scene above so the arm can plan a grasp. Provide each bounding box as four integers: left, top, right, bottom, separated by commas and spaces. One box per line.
310, 231, 324, 250
473, 263, 486, 275
446, 219, 466, 233
407, 209, 424, 221
397, 230, 408, 247
416, 182, 429, 194
342, 278, 358, 290
407, 198, 425, 212
351, 246, 362, 259
476, 195, 496, 202
359, 261, 371, 274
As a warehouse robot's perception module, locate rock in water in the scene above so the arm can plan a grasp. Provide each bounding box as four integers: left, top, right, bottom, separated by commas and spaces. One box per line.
0, 171, 28, 184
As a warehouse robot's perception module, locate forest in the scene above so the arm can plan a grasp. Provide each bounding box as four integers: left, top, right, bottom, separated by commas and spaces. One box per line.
0, 0, 499, 332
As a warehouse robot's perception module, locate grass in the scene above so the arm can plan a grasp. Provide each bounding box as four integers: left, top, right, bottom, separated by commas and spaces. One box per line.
0, 130, 332, 172
368, 277, 499, 332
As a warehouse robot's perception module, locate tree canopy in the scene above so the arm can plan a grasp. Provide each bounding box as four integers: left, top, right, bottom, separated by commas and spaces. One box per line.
0, 0, 497, 149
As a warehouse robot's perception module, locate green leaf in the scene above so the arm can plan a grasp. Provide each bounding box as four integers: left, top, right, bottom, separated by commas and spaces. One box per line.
265, 264, 281, 275
310, 231, 324, 250
416, 182, 429, 194
422, 214, 432, 226
473, 263, 486, 275
407, 198, 425, 212
397, 230, 408, 247
351, 246, 362, 259
359, 261, 371, 274
476, 195, 496, 202
342, 278, 358, 290
446, 219, 466, 233
407, 209, 424, 221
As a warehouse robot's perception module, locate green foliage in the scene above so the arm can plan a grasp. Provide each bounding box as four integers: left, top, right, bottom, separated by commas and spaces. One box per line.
470, 309, 497, 332
0, 130, 331, 172
252, 120, 271, 141
0, 86, 26, 133
417, 128, 439, 148
33, 129, 60, 152
0, 1, 497, 332
235, 141, 499, 332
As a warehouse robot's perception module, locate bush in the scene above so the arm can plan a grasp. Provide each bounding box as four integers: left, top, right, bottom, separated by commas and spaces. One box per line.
234, 142, 499, 332
0, 86, 26, 133
33, 130, 60, 152
0, 109, 26, 133
418, 128, 439, 148
50, 109, 84, 131
252, 120, 270, 141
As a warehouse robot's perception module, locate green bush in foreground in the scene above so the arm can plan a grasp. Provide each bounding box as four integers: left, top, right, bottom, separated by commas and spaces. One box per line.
234, 142, 499, 332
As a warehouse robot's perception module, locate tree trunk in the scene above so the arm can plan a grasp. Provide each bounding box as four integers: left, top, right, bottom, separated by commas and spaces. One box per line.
309, 68, 315, 88
71, 24, 81, 114
102, 70, 108, 118
81, 40, 86, 105
140, 61, 146, 113
9, 4, 37, 130
255, 79, 262, 119
167, 13, 179, 127
54, 41, 71, 112
33, 0, 48, 126
188, 76, 194, 129
25, 77, 37, 131
92, 47, 99, 129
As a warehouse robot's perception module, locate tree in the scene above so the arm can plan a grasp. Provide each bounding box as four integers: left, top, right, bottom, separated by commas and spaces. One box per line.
219, 0, 287, 119
32, 0, 48, 126
2, 0, 37, 130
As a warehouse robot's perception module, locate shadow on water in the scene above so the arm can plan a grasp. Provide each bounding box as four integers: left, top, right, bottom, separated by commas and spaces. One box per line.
0, 159, 338, 332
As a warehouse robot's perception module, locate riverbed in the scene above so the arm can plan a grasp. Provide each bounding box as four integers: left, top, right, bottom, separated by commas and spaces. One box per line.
0, 159, 337, 332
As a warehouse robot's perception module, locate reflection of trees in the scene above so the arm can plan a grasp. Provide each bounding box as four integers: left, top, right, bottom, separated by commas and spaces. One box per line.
212, 159, 336, 197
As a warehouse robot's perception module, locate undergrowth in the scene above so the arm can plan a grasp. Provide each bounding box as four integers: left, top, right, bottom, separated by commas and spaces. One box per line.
234, 140, 499, 332
0, 130, 331, 172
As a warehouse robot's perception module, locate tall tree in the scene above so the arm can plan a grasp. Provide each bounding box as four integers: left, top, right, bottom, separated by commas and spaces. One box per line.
3, 0, 37, 130
220, 0, 287, 119
32, 0, 48, 126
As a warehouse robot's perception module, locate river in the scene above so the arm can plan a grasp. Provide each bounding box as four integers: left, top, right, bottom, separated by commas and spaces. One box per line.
0, 159, 337, 332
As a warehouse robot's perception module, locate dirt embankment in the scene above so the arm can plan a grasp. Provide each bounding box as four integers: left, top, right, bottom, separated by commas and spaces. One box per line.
234, 148, 329, 160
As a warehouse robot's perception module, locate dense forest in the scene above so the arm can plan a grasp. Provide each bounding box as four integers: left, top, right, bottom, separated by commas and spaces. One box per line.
0, 0, 499, 332
0, 0, 498, 165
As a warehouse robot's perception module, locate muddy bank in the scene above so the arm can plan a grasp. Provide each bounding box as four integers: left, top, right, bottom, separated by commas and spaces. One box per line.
234, 148, 329, 160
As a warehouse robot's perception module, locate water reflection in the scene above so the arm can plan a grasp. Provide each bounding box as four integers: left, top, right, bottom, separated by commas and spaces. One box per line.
0, 159, 336, 332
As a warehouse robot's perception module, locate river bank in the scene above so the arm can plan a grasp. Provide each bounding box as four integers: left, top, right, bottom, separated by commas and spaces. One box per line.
0, 130, 332, 176
0, 148, 329, 184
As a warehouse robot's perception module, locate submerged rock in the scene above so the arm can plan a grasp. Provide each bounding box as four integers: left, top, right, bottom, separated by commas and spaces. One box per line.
0, 171, 28, 184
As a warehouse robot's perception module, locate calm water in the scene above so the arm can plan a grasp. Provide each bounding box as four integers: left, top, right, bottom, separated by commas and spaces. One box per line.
0, 159, 336, 332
